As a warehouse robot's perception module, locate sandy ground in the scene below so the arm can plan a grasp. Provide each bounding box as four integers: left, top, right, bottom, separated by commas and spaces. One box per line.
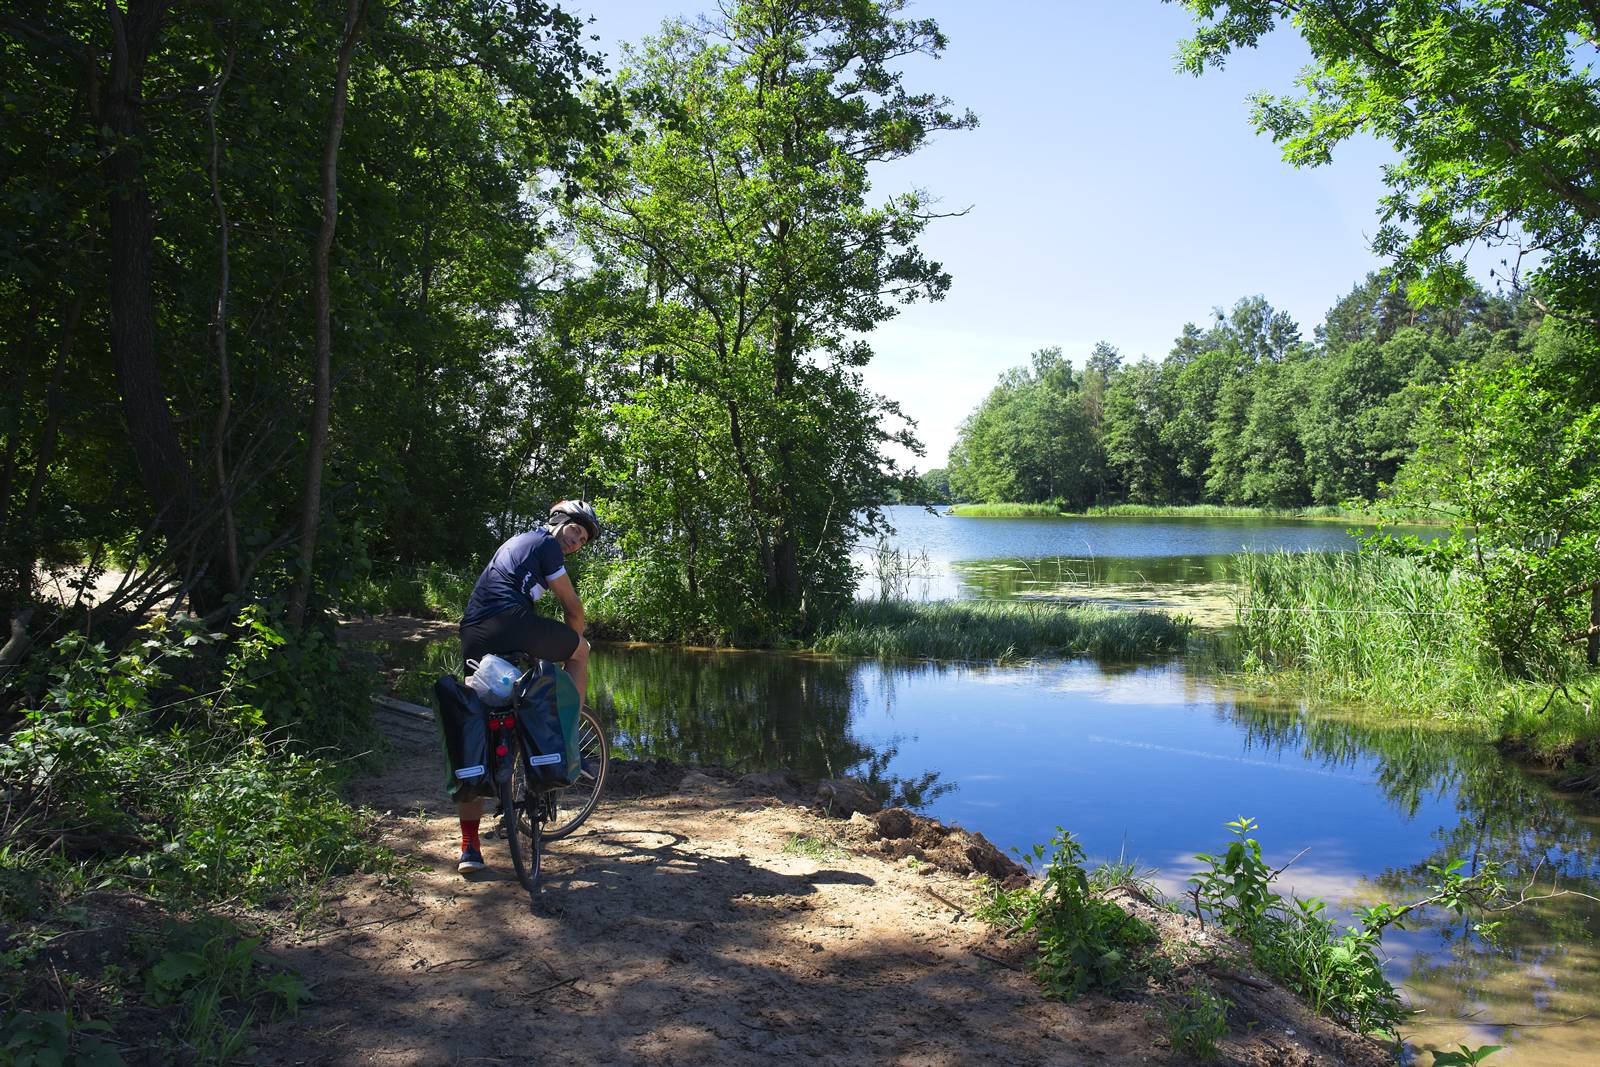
245, 731, 1392, 1067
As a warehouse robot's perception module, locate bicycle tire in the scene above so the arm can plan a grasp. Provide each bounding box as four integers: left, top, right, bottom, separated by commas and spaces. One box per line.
541, 705, 609, 841
503, 737, 542, 892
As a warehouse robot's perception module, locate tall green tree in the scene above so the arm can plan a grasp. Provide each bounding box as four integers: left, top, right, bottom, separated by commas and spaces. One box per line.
577, 0, 973, 633
1101, 360, 1179, 503
0, 0, 611, 624
1175, 0, 1600, 670
946, 349, 1099, 507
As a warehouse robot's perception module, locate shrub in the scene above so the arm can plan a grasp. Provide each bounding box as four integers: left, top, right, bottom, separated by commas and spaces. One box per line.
1165, 986, 1231, 1061
341, 565, 474, 621
1188, 817, 1401, 1035
232, 609, 380, 758
0, 614, 392, 916
977, 828, 1157, 1000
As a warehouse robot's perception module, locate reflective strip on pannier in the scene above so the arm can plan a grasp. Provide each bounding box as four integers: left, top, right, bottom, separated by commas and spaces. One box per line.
514, 665, 577, 786
456, 764, 487, 778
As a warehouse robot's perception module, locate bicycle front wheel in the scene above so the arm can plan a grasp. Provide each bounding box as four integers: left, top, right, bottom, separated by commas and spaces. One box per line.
542, 705, 609, 841
503, 740, 542, 892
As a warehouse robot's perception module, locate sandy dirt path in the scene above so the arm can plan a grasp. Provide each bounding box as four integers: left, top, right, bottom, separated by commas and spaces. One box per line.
246, 732, 1391, 1067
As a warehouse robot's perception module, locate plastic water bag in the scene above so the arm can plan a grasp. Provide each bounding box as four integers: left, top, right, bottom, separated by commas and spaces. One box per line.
465, 653, 518, 707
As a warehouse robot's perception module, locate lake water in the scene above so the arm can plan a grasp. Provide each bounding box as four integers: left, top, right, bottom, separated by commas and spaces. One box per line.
387, 509, 1597, 1063
578, 647, 1600, 1066
849, 505, 1435, 622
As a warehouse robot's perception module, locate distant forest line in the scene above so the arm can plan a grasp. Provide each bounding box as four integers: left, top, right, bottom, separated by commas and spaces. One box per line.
916, 273, 1558, 515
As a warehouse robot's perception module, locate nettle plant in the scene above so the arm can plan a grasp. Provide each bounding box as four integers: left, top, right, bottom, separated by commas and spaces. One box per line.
977, 828, 1157, 1000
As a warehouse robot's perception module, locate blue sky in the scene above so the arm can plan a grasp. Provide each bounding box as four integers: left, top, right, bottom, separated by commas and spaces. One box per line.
571, 1, 1442, 467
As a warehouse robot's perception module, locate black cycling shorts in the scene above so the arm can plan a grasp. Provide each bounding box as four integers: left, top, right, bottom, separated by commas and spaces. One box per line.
460, 610, 580, 666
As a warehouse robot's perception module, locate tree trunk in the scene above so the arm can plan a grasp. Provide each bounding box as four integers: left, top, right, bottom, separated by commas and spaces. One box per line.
102, 0, 196, 548
207, 46, 241, 594
0, 306, 39, 537
724, 398, 776, 598
287, 0, 367, 629
770, 279, 801, 613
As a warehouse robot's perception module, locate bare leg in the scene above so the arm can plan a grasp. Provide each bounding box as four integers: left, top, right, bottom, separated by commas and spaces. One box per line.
456, 798, 483, 821
566, 636, 591, 704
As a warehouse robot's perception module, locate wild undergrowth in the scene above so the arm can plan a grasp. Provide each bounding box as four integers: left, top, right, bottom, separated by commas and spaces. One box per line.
0, 610, 392, 916
980, 817, 1514, 1046
341, 564, 474, 621
1187, 817, 1516, 1039
811, 599, 1189, 662
976, 829, 1159, 1000
1187, 817, 1402, 1035
0, 611, 398, 1063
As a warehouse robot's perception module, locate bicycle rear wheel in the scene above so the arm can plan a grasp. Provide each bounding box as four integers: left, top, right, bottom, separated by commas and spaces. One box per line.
503, 740, 542, 891
542, 705, 609, 841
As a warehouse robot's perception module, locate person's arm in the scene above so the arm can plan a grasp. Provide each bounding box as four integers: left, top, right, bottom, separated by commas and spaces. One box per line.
548, 572, 586, 638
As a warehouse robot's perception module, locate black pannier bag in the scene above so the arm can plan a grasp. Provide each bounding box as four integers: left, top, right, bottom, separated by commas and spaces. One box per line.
513, 665, 576, 787
434, 676, 494, 800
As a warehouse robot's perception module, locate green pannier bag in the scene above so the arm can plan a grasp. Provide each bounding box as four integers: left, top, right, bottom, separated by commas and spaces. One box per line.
513, 662, 581, 785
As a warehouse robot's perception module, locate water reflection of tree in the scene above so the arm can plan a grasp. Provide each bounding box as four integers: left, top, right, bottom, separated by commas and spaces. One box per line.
592, 647, 952, 808
1223, 694, 1600, 1043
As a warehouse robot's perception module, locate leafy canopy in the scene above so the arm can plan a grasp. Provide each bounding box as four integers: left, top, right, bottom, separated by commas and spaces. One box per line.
1172, 0, 1600, 320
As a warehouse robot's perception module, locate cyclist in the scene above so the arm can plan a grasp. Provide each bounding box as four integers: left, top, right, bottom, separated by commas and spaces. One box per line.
454, 498, 599, 873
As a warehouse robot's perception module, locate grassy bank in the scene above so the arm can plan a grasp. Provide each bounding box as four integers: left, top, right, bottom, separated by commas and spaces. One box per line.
810, 599, 1189, 662
1228, 551, 1599, 770
945, 502, 1069, 518
947, 502, 1441, 524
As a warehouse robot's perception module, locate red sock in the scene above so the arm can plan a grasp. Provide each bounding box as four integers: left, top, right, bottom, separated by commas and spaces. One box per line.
460, 819, 480, 851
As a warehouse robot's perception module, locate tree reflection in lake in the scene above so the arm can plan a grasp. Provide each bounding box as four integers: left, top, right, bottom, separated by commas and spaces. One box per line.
1222, 696, 1600, 1063
591, 645, 954, 809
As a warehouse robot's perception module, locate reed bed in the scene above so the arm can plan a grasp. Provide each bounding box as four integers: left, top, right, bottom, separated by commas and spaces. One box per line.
1231, 551, 1499, 713
1081, 503, 1411, 524
945, 502, 1067, 517
812, 599, 1190, 662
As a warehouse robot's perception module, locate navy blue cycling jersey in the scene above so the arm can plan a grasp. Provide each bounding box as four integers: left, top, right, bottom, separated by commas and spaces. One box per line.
461, 528, 567, 627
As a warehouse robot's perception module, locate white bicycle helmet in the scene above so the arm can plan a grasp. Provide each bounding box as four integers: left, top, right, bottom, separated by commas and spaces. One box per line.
548, 499, 600, 542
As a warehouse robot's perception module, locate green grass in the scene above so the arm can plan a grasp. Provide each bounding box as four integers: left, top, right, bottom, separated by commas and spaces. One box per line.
1231, 550, 1496, 714
342, 564, 474, 620
946, 502, 1069, 517
782, 834, 842, 861
811, 599, 1190, 662
1227, 550, 1600, 765
1079, 503, 1427, 524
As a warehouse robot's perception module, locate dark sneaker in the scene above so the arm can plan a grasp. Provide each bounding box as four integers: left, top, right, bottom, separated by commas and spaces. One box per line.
457, 846, 486, 874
